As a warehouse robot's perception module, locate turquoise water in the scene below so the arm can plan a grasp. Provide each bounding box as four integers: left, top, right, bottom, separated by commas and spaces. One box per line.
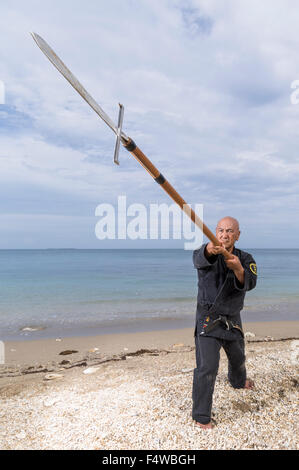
0, 249, 298, 340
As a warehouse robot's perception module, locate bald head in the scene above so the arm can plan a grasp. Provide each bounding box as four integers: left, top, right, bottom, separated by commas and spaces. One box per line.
217, 216, 239, 232
216, 216, 241, 252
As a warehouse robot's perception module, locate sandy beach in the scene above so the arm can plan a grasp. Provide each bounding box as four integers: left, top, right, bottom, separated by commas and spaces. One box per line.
0, 320, 298, 450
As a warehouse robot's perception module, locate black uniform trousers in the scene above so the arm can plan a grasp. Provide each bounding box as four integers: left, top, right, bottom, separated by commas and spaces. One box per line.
192, 332, 246, 424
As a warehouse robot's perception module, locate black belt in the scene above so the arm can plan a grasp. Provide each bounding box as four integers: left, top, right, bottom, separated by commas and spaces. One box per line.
202, 314, 244, 337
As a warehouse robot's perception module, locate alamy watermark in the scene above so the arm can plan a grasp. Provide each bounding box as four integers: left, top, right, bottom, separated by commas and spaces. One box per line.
0, 80, 5, 105
290, 80, 299, 104
290, 340, 299, 365
95, 196, 203, 250
0, 341, 4, 365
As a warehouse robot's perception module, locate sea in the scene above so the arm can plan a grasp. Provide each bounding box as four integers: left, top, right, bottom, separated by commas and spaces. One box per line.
0, 249, 298, 341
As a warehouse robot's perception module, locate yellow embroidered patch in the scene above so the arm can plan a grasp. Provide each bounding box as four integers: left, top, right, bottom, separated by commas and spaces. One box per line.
249, 263, 257, 275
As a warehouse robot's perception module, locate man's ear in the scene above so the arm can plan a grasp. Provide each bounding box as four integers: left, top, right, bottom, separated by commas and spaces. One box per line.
236, 230, 241, 241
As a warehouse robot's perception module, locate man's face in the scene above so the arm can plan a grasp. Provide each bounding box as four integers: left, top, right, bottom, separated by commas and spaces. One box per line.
216, 218, 240, 251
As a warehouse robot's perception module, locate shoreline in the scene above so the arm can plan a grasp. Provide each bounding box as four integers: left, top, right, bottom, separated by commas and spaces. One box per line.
1, 320, 298, 373
3, 311, 299, 343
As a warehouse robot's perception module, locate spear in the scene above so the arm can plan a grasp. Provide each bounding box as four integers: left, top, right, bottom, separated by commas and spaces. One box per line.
31, 33, 231, 257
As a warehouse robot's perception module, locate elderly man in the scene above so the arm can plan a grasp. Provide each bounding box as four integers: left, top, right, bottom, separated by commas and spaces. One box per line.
192, 216, 257, 429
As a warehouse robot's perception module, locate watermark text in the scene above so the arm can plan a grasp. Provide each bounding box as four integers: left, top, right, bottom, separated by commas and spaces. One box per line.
290, 340, 299, 365
0, 341, 4, 365
95, 196, 203, 250
290, 80, 299, 104
0, 80, 5, 105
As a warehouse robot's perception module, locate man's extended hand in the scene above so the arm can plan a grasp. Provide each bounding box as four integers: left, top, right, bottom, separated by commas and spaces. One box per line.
224, 254, 242, 271
205, 242, 227, 257
224, 255, 245, 285
205, 242, 232, 260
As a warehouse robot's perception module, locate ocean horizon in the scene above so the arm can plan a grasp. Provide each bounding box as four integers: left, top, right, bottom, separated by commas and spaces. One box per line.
0, 248, 298, 341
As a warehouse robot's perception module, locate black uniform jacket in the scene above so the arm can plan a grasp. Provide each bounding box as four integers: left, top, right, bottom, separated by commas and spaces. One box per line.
193, 244, 257, 340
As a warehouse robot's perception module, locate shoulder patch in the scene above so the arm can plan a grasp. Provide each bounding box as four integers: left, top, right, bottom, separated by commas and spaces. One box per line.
249, 263, 257, 275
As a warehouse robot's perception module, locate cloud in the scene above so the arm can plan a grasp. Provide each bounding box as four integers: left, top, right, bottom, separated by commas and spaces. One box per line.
0, 0, 299, 247
180, 5, 213, 36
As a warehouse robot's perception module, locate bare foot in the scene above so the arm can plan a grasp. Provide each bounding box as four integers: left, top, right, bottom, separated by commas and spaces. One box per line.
194, 420, 215, 429
244, 378, 255, 389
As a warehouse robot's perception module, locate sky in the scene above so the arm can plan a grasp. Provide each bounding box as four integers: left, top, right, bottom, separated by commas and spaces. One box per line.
0, 0, 299, 249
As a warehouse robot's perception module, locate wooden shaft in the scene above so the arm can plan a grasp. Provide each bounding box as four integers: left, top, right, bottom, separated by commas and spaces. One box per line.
124, 139, 225, 249
159, 180, 220, 246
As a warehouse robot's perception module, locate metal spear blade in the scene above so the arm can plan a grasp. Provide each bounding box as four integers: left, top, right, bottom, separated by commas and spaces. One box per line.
31, 32, 128, 141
